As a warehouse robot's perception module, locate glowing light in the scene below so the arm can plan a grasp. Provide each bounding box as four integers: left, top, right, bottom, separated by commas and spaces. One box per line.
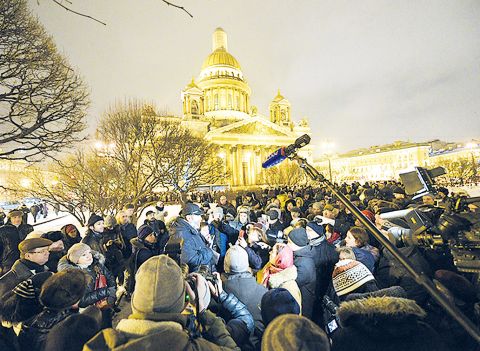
94, 141, 104, 149
218, 151, 226, 159
20, 178, 31, 188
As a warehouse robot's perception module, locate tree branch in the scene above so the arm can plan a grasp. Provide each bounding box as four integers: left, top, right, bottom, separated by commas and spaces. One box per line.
162, 0, 193, 18
51, 0, 107, 26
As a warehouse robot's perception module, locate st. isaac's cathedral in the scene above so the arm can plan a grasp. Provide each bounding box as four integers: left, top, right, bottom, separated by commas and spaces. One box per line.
176, 28, 312, 187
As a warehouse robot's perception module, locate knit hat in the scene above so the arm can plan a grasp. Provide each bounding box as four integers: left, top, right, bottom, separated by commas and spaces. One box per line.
332, 259, 375, 297
18, 238, 52, 256
361, 209, 375, 222
224, 245, 249, 274
63, 224, 78, 237
288, 228, 308, 247
351, 247, 375, 273
267, 209, 279, 220
87, 214, 103, 227
262, 314, 330, 351
40, 269, 87, 310
67, 243, 91, 264
137, 224, 154, 241
306, 221, 324, 237
42, 231, 63, 242
261, 288, 300, 325
131, 255, 186, 317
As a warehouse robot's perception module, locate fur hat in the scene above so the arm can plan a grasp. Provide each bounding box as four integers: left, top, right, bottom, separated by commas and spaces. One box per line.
40, 269, 87, 310
224, 245, 249, 274
131, 255, 186, 317
137, 224, 154, 241
18, 238, 52, 256
288, 228, 308, 247
67, 243, 91, 264
332, 259, 375, 297
87, 214, 103, 227
262, 314, 330, 351
261, 288, 300, 325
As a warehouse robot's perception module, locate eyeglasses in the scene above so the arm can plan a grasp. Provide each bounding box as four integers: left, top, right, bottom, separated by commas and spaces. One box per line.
29, 249, 49, 254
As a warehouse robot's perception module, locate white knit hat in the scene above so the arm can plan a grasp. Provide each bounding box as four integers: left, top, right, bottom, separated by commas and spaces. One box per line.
332, 259, 375, 296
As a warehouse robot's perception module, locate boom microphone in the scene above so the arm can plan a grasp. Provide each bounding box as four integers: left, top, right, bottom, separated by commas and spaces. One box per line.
262, 134, 311, 169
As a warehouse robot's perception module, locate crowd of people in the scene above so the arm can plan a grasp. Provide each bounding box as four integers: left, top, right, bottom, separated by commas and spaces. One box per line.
0, 182, 478, 350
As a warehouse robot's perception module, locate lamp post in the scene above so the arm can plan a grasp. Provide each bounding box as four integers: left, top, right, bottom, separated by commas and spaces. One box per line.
321, 140, 335, 182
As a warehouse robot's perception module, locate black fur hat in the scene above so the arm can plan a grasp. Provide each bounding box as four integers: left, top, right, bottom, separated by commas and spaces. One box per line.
40, 269, 87, 310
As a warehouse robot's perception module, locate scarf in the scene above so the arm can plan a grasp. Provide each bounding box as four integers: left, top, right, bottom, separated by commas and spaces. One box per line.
259, 245, 294, 287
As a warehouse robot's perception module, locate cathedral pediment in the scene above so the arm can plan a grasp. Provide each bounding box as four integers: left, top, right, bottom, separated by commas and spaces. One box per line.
205, 116, 294, 139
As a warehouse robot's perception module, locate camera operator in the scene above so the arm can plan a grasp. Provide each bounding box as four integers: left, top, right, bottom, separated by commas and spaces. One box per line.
84, 255, 245, 350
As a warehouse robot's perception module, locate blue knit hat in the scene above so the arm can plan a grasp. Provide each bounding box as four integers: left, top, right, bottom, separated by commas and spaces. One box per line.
261, 288, 300, 325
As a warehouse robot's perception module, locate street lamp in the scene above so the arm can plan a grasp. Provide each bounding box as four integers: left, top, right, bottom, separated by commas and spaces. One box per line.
321, 140, 335, 182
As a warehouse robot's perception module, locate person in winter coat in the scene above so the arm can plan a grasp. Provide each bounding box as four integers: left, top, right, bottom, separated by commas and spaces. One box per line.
81, 214, 106, 256
236, 223, 270, 272
223, 245, 268, 330
42, 231, 65, 273
287, 227, 317, 319
173, 203, 216, 273
102, 215, 126, 282
0, 238, 52, 299
84, 255, 243, 351
57, 243, 116, 328
29, 204, 40, 223
306, 220, 339, 299
116, 210, 137, 258
144, 210, 168, 252
60, 224, 81, 251
17, 269, 87, 351
258, 243, 302, 311
331, 296, 450, 351
265, 209, 287, 245
130, 225, 161, 272
332, 259, 378, 302
344, 226, 379, 262
0, 210, 25, 275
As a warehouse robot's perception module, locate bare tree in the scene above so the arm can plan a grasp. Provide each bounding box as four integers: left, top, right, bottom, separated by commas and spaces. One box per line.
432, 157, 477, 186
262, 159, 308, 186
0, 0, 89, 162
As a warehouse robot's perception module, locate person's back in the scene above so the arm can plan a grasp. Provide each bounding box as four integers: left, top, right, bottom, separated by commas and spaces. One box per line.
84, 255, 240, 351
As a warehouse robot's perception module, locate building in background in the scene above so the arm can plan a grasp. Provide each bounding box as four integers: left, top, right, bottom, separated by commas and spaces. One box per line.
178, 27, 312, 187
314, 140, 480, 183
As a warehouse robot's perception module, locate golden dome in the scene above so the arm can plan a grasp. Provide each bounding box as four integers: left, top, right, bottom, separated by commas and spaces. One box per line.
201, 48, 241, 70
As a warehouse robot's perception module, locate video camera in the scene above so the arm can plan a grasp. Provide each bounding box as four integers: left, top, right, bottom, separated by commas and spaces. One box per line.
384, 167, 480, 273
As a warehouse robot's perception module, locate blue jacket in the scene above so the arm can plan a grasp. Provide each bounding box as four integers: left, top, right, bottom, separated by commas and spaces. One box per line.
173, 217, 214, 272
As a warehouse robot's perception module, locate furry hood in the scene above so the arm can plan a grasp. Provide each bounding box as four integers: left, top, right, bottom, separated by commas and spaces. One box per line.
57, 250, 105, 271
337, 296, 427, 337
268, 265, 298, 288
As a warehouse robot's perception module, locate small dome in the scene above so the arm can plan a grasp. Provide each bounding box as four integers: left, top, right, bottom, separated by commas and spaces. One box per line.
201, 48, 241, 70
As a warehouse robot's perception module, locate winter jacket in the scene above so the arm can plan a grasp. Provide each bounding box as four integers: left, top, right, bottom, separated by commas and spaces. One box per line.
83, 310, 240, 351
82, 230, 106, 256
0, 224, 21, 276
310, 236, 339, 299
130, 237, 159, 272
331, 296, 451, 351
293, 245, 317, 319
0, 259, 47, 299
267, 265, 302, 311
57, 253, 116, 308
265, 220, 287, 246
173, 217, 214, 273
18, 308, 74, 351
375, 246, 432, 306
60, 225, 81, 251
223, 272, 268, 327
144, 218, 169, 253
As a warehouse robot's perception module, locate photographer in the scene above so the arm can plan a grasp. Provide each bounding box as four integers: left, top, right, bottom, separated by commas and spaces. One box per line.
84, 255, 242, 350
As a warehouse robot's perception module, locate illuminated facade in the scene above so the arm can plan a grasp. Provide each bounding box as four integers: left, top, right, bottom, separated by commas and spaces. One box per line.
315, 140, 480, 182
179, 28, 312, 187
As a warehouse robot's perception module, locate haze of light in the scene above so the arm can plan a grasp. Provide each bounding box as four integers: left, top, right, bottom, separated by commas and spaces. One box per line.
28, 0, 480, 153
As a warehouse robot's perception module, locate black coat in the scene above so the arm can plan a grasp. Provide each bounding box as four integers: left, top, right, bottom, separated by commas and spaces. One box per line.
0, 224, 21, 275
293, 245, 317, 319
57, 254, 115, 308
0, 259, 47, 299
18, 309, 74, 351
265, 220, 287, 245
310, 237, 339, 298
